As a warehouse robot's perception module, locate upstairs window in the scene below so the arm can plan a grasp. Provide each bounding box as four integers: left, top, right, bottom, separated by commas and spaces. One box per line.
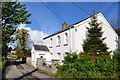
58, 36, 61, 45
64, 33, 68, 45
50, 38, 52, 48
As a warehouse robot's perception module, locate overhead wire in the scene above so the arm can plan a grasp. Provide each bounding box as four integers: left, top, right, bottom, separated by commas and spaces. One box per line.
40, 1, 92, 23
40, 0, 65, 22
71, 2, 92, 16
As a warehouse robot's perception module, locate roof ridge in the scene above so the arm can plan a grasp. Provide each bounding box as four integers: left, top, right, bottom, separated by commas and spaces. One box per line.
43, 12, 101, 40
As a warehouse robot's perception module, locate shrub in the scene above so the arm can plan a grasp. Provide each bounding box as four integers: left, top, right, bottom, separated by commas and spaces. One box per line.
12, 55, 19, 60
0, 56, 6, 70
55, 52, 119, 78
63, 52, 78, 64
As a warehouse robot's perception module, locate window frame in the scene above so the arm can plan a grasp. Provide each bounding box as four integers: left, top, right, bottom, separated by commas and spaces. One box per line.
49, 38, 52, 48
56, 35, 61, 47
64, 33, 68, 46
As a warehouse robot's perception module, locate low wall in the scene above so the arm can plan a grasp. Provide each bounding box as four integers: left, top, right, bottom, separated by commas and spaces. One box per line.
36, 58, 57, 74
26, 57, 32, 66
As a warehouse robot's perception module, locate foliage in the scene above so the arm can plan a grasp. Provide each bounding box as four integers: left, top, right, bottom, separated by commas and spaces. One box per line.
12, 55, 19, 60
14, 29, 33, 58
82, 11, 109, 56
27, 48, 32, 57
55, 11, 119, 78
0, 56, 6, 70
2, 2, 31, 57
63, 52, 78, 64
56, 52, 119, 78
0, 60, 6, 70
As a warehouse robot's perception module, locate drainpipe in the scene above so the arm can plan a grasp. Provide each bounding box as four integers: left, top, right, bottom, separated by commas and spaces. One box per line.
69, 26, 72, 53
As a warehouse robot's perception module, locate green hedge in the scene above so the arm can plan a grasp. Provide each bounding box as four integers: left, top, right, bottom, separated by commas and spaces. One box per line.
55, 52, 119, 78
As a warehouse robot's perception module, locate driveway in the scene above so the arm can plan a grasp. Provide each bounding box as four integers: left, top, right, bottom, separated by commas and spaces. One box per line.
4, 57, 52, 80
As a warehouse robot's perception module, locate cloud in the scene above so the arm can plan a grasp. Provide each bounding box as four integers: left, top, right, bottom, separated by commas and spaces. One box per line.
18, 24, 48, 45
29, 30, 48, 44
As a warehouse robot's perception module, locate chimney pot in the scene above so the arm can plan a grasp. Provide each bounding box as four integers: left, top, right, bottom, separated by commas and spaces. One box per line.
62, 22, 67, 29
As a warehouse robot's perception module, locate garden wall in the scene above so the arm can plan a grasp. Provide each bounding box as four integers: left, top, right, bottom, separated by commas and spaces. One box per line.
26, 57, 32, 66
36, 58, 57, 74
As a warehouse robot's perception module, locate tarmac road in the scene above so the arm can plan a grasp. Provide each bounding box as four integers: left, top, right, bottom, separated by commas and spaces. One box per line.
4, 57, 52, 80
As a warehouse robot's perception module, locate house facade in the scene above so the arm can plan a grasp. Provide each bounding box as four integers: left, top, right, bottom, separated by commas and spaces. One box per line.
32, 12, 119, 66
43, 12, 118, 63
31, 45, 50, 67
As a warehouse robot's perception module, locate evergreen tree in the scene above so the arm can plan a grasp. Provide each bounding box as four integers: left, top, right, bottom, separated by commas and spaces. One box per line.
2, 2, 31, 57
82, 11, 109, 56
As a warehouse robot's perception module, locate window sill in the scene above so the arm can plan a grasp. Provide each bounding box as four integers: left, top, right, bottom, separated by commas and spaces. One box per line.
49, 46, 52, 48
56, 45, 60, 47
64, 44, 68, 46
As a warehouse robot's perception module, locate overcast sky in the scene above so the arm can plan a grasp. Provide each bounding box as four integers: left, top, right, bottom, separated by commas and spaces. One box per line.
19, 2, 118, 45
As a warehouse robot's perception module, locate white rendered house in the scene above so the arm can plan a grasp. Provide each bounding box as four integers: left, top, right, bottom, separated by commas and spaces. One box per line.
32, 12, 119, 66
31, 45, 50, 67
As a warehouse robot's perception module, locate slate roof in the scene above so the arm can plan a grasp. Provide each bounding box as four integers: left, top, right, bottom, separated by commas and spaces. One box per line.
43, 13, 100, 40
33, 45, 49, 51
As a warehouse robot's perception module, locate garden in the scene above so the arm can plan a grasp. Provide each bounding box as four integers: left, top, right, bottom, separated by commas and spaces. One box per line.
55, 52, 120, 78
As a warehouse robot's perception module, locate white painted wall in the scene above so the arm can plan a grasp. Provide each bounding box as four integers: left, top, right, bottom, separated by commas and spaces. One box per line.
74, 13, 118, 54
31, 46, 51, 67
43, 12, 118, 62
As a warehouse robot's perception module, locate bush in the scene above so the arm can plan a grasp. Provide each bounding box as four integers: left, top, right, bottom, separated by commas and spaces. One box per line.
55, 52, 119, 78
0, 56, 6, 70
2, 60, 6, 70
12, 55, 19, 60
63, 52, 78, 64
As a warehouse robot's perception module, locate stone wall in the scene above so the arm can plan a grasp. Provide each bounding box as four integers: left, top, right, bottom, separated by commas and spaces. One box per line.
36, 58, 57, 74
26, 57, 32, 66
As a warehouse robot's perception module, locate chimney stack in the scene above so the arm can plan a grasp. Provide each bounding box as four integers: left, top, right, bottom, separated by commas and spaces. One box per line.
62, 22, 67, 29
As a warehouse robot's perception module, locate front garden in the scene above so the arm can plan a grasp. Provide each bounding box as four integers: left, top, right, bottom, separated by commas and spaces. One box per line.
55, 52, 120, 78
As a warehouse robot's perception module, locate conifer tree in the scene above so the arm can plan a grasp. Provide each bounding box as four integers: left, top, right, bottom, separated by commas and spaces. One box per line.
82, 11, 109, 56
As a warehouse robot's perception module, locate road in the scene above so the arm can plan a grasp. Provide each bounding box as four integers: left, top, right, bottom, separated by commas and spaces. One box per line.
4, 57, 52, 80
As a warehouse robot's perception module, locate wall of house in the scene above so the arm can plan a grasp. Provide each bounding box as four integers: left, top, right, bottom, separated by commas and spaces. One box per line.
43, 13, 118, 63
74, 13, 118, 54
44, 29, 74, 62
31, 47, 50, 67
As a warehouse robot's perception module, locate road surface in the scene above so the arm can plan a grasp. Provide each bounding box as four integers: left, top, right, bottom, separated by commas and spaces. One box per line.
4, 57, 52, 80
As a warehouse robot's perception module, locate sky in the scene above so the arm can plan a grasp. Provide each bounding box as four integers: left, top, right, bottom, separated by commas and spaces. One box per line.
19, 2, 118, 45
